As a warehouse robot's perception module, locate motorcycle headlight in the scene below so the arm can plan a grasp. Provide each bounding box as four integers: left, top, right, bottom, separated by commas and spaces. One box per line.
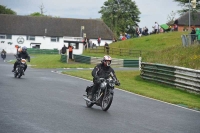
100, 81, 107, 89
21, 59, 26, 64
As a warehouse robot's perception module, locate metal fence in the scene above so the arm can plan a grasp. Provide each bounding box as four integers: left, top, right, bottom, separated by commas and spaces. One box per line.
140, 62, 200, 93
181, 34, 200, 47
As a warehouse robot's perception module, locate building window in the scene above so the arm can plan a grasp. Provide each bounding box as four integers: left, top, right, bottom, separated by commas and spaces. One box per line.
6, 35, 12, 39
0, 34, 12, 39
0, 35, 5, 39
27, 36, 35, 41
51, 37, 59, 42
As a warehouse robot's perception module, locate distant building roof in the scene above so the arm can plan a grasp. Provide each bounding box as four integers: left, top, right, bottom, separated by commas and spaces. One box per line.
0, 14, 114, 39
177, 12, 200, 26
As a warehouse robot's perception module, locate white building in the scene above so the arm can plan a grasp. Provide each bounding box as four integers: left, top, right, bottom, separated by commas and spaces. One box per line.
0, 15, 114, 54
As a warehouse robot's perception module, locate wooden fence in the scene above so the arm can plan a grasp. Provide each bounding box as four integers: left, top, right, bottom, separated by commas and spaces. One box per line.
89, 47, 141, 57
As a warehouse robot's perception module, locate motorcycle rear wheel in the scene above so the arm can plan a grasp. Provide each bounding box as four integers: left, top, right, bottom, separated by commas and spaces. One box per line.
101, 94, 113, 111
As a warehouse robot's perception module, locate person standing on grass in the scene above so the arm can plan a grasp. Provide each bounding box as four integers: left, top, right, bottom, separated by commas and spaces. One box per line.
190, 27, 196, 44
97, 36, 101, 46
67, 44, 74, 59
61, 44, 67, 54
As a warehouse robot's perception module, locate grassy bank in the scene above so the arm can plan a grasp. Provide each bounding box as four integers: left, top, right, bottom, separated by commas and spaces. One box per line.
83, 32, 200, 69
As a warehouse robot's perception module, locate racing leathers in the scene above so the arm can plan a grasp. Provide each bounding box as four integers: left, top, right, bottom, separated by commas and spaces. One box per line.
90, 63, 119, 100
12, 51, 30, 72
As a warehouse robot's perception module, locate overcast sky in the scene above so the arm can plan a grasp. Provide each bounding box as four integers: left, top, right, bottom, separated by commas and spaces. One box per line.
1, 0, 182, 31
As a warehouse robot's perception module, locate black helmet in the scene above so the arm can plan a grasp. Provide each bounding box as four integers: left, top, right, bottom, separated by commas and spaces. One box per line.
22, 46, 27, 52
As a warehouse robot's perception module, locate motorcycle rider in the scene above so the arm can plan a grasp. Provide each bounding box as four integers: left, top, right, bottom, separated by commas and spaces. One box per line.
88, 55, 120, 101
1, 49, 6, 62
12, 46, 30, 74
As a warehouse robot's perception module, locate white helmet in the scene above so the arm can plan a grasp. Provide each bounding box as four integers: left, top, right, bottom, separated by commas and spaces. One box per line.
103, 55, 112, 66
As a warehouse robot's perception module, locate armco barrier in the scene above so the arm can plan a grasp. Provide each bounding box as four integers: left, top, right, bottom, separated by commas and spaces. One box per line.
73, 55, 91, 64
140, 62, 200, 93
60, 54, 67, 63
73, 54, 140, 68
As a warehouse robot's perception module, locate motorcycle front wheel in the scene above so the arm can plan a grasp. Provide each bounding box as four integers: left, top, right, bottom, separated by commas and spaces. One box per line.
101, 93, 113, 111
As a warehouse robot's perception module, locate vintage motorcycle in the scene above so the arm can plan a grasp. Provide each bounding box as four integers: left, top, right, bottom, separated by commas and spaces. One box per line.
83, 72, 120, 111
1, 53, 6, 61
14, 58, 26, 78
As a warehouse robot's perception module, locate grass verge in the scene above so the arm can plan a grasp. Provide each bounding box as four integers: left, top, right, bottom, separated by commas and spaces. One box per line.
62, 70, 200, 111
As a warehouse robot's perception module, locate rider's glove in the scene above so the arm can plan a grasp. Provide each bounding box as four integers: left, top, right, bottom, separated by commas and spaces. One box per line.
115, 80, 120, 86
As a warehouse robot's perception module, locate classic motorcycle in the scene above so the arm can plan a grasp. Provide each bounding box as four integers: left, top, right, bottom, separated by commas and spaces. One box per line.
1, 53, 6, 61
14, 58, 26, 78
83, 72, 120, 111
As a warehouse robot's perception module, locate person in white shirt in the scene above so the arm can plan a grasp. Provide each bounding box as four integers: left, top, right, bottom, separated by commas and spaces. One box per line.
154, 22, 158, 34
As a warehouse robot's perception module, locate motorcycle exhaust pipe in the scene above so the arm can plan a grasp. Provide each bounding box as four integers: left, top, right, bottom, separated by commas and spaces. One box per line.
83, 96, 92, 102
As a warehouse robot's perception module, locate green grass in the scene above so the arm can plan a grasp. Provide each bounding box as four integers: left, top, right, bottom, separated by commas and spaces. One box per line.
63, 70, 200, 110
83, 31, 200, 69
30, 54, 94, 68
26, 31, 200, 111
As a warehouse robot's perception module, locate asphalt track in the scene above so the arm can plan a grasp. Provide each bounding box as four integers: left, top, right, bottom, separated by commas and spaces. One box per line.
0, 55, 200, 133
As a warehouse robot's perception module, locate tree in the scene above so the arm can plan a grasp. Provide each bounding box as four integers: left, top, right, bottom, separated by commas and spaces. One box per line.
99, 0, 141, 37
174, 0, 200, 21
0, 5, 16, 15
167, 11, 176, 23
174, 0, 200, 15
29, 12, 44, 16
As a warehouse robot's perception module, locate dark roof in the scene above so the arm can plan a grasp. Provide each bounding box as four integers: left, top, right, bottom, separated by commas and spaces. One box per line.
177, 12, 200, 26
0, 14, 114, 39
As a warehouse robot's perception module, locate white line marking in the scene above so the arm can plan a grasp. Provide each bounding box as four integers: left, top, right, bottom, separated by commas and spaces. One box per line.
51, 71, 200, 113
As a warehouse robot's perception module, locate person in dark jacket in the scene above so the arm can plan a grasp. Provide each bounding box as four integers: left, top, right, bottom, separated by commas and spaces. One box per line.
88, 55, 120, 101
12, 46, 30, 74
191, 27, 196, 44
61, 45, 67, 54
1, 49, 6, 61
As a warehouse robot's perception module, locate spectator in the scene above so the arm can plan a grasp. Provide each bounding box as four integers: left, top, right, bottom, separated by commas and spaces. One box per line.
112, 37, 117, 42
67, 44, 74, 59
144, 27, 149, 35
92, 43, 97, 49
97, 36, 101, 46
196, 28, 200, 44
174, 19, 178, 31
121, 34, 127, 40
104, 42, 109, 54
154, 22, 159, 34
119, 34, 123, 40
190, 27, 196, 44
174, 24, 178, 31
83, 38, 86, 49
89, 40, 92, 48
136, 27, 140, 37
61, 44, 67, 54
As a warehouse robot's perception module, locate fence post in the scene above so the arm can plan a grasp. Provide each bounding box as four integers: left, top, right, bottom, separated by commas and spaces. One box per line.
139, 57, 142, 70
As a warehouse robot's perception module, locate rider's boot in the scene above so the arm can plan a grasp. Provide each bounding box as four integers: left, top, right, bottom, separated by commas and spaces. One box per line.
12, 68, 16, 72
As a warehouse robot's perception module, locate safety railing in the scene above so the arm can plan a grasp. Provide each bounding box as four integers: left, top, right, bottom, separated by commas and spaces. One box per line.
140, 62, 200, 93
181, 34, 200, 46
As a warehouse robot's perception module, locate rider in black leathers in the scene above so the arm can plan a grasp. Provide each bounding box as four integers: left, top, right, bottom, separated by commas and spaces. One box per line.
12, 46, 30, 73
89, 55, 120, 101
